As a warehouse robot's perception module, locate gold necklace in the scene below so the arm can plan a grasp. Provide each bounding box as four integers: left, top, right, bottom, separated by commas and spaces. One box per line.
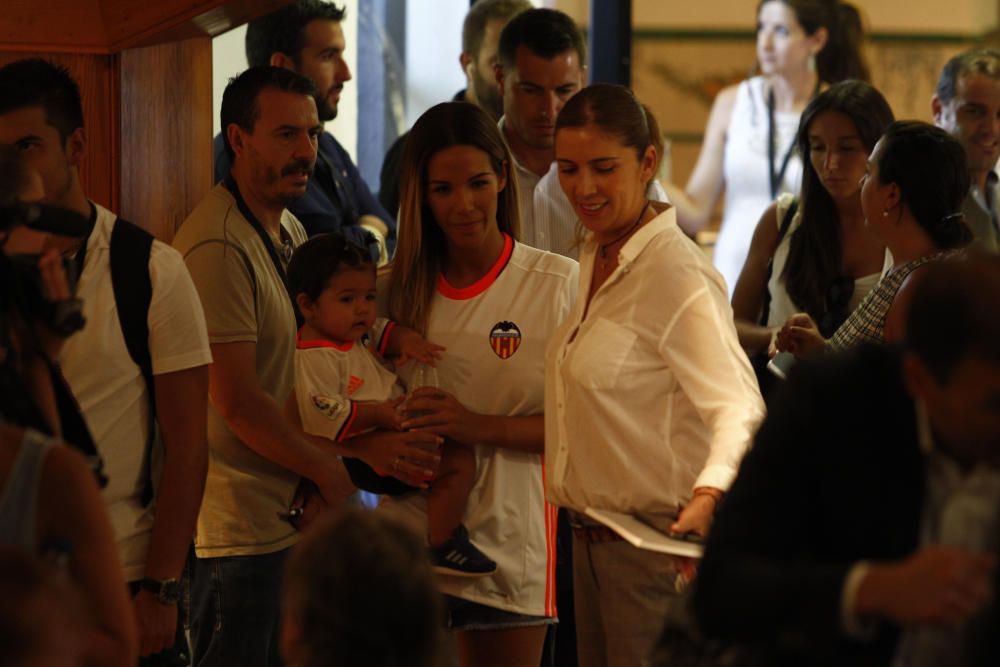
598, 202, 649, 270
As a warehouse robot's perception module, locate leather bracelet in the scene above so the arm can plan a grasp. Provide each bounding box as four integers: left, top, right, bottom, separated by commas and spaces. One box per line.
692, 487, 724, 505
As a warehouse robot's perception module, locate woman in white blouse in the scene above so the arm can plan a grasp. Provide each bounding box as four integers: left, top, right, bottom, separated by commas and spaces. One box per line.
544, 84, 765, 667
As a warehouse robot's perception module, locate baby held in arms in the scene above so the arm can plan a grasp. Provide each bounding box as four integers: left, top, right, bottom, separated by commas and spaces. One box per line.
288, 232, 496, 576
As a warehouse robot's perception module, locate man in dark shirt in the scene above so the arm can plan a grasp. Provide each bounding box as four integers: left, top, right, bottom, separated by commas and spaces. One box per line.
213, 0, 395, 262
693, 255, 1000, 666
377, 0, 530, 217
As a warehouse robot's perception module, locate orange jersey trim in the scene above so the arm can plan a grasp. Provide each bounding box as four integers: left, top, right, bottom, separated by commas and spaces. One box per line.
296, 329, 354, 351
335, 401, 359, 441
436, 234, 514, 300
541, 457, 559, 618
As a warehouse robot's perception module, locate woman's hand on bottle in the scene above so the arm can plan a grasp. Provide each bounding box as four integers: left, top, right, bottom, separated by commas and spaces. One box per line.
400, 387, 483, 445
348, 429, 443, 488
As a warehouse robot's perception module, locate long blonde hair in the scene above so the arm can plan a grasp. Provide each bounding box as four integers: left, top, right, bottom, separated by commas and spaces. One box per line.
386, 102, 520, 335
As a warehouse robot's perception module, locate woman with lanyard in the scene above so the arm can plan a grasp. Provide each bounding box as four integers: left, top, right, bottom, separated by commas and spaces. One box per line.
379, 101, 578, 667
664, 0, 868, 297
546, 84, 764, 667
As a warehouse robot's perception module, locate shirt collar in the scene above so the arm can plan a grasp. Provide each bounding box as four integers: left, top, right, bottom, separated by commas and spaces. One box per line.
583, 203, 677, 270
985, 170, 998, 211
497, 116, 539, 182
915, 398, 935, 456
916, 397, 997, 481
81, 200, 117, 252
970, 171, 999, 212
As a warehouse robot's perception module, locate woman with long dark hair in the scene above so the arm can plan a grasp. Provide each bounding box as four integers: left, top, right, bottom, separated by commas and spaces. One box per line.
381, 101, 578, 667
732, 81, 894, 369
777, 121, 974, 356
666, 0, 869, 296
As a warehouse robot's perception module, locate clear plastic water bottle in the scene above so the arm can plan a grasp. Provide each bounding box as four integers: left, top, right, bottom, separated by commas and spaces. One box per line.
404, 363, 439, 419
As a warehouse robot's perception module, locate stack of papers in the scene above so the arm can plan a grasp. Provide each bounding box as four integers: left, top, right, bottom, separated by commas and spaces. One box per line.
584, 508, 704, 558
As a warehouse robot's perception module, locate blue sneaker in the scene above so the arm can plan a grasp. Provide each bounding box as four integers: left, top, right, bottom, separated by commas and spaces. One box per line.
431, 524, 497, 577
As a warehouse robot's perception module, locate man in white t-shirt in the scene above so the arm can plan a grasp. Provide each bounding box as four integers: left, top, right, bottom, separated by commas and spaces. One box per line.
0, 58, 212, 664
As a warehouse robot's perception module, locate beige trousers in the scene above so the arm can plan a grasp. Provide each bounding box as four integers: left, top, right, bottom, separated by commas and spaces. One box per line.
572, 535, 683, 667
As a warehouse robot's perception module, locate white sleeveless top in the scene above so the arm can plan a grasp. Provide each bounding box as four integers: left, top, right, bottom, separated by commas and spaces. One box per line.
767, 193, 891, 328
716, 76, 803, 298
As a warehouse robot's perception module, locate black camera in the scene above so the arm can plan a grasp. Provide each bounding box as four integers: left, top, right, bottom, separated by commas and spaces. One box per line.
0, 202, 89, 434
0, 202, 89, 338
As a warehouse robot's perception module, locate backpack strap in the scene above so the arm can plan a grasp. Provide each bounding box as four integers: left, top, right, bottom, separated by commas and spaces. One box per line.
758, 197, 799, 327
109, 218, 156, 506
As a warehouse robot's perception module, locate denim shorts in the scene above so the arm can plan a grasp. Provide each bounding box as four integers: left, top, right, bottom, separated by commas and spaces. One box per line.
445, 595, 557, 631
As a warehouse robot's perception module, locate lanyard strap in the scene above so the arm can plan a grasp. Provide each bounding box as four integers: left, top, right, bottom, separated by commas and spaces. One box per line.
223, 176, 303, 328
766, 79, 820, 199
315, 143, 360, 223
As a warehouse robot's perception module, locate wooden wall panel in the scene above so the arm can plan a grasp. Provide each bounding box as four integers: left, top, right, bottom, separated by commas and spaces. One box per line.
1, 1, 299, 242
0, 1, 107, 53
104, 0, 292, 50
1, 0, 291, 53
0, 51, 118, 211
119, 37, 213, 242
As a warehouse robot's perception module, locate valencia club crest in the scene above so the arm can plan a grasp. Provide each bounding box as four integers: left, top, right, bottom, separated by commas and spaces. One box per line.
489, 321, 521, 359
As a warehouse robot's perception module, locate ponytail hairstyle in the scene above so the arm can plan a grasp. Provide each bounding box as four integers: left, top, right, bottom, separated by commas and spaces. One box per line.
386, 102, 519, 336
783, 80, 893, 321
641, 103, 664, 177
759, 0, 870, 83
876, 121, 973, 250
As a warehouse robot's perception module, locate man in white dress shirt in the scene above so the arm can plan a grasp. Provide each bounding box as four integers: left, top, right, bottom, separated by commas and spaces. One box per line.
495, 8, 586, 257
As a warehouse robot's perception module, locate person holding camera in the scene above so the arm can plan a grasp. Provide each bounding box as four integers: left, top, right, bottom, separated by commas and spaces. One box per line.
0, 59, 213, 664
0, 148, 138, 667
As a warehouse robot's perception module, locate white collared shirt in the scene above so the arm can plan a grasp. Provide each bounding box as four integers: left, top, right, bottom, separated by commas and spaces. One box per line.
544, 206, 764, 514
499, 117, 544, 248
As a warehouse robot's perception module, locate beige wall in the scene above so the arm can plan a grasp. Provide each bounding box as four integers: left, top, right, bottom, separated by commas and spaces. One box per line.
553, 0, 1000, 229
559, 0, 998, 34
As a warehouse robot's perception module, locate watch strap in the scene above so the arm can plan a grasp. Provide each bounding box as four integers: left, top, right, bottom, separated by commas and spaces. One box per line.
138, 577, 181, 604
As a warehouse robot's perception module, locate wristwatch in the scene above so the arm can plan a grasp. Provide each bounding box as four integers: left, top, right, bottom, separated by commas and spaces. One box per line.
138, 577, 182, 605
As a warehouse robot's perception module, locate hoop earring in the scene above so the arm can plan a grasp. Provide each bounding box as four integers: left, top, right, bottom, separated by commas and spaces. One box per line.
807, 52, 816, 74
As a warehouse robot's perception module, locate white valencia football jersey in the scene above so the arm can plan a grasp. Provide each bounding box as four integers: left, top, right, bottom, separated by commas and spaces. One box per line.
295, 318, 401, 441
382, 237, 578, 617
